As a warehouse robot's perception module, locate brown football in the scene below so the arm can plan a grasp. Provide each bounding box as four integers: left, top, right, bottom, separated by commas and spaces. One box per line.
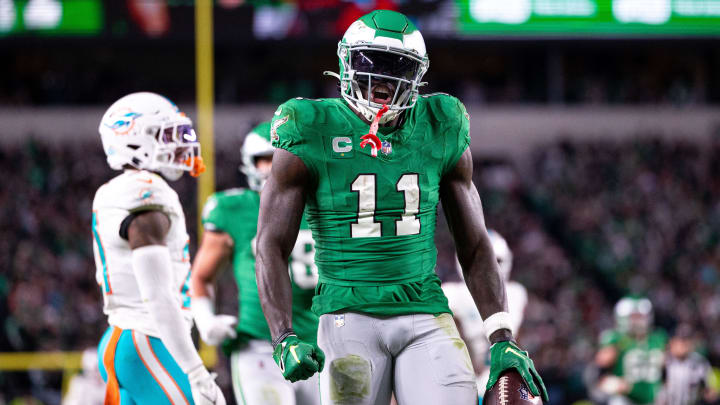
483, 370, 543, 405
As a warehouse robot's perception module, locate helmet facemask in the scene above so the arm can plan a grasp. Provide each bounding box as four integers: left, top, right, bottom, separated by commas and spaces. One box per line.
240, 152, 273, 191
149, 120, 202, 181
336, 43, 428, 124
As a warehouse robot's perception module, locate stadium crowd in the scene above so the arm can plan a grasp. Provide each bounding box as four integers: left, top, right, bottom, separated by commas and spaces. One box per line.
0, 132, 719, 404
2, 44, 718, 107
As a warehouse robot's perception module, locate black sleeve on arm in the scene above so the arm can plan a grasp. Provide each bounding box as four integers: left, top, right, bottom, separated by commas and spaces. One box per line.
256, 148, 310, 341
126, 210, 171, 249
119, 208, 166, 240
439, 148, 511, 344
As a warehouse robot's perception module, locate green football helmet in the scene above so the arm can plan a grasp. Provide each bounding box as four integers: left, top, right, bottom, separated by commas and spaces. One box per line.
614, 296, 653, 336
325, 10, 429, 124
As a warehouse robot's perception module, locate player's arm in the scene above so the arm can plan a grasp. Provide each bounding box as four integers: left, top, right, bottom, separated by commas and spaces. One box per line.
440, 148, 548, 401
255, 148, 325, 382
440, 149, 508, 339
592, 337, 629, 396
128, 211, 225, 405
190, 230, 237, 346
595, 345, 618, 369
192, 230, 233, 297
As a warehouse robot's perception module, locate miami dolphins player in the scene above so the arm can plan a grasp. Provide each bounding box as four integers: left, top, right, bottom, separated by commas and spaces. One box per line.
93, 92, 225, 405
594, 296, 667, 405
190, 122, 321, 405
255, 10, 548, 405
443, 230, 528, 400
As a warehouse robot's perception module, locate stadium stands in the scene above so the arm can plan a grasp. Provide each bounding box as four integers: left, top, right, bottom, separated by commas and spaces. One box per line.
1, 133, 718, 403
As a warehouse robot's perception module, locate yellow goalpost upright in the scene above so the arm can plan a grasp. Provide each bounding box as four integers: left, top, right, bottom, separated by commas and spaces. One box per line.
195, 0, 218, 368
196, 0, 216, 238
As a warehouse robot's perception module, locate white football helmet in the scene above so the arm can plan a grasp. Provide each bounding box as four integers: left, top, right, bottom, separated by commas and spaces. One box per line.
488, 230, 513, 281
239, 121, 274, 191
325, 10, 429, 124
98, 92, 204, 181
614, 296, 653, 336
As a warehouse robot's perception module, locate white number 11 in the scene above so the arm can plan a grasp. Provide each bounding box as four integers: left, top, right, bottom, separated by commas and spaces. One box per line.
351, 173, 420, 238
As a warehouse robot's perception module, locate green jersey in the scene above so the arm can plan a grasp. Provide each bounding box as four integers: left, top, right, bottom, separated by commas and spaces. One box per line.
202, 188, 319, 346
271, 95, 470, 317
600, 329, 668, 404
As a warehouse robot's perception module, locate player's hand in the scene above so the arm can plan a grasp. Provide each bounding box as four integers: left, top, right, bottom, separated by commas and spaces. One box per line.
597, 375, 631, 395
195, 314, 237, 346
487, 340, 549, 402
188, 366, 226, 405
192, 296, 237, 346
272, 334, 325, 382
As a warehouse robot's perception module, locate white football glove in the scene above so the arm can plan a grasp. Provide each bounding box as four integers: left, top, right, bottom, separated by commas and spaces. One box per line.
188, 366, 226, 405
192, 296, 238, 346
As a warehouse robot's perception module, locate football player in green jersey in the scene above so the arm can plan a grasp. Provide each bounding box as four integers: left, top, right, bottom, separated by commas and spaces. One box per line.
594, 296, 667, 405
255, 10, 548, 405
190, 122, 321, 405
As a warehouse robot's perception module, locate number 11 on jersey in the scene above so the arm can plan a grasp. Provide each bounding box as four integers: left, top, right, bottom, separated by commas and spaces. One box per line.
351, 173, 420, 238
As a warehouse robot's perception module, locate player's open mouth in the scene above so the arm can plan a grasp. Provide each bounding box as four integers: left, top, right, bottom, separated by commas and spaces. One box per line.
370, 83, 394, 104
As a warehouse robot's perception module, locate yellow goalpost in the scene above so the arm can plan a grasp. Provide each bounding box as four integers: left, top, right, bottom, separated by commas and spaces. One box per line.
196, 0, 216, 238
195, 0, 218, 368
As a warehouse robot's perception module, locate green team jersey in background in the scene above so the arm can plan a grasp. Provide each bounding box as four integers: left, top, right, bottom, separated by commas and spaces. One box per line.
600, 329, 668, 404
202, 188, 319, 347
271, 95, 470, 317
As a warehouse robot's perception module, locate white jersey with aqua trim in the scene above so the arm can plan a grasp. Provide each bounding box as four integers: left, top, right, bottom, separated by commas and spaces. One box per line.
92, 169, 193, 337
442, 280, 527, 363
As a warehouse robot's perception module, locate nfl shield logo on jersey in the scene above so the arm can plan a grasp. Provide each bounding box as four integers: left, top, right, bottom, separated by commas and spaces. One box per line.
334, 314, 345, 327
381, 140, 392, 155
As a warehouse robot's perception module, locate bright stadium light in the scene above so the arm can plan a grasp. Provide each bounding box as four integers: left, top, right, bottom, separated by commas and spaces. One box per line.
23, 0, 62, 29
0, 0, 15, 32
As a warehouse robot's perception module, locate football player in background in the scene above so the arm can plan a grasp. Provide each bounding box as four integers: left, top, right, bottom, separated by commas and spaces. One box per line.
443, 230, 528, 401
593, 296, 666, 405
191, 122, 321, 405
255, 9, 547, 405
93, 92, 225, 405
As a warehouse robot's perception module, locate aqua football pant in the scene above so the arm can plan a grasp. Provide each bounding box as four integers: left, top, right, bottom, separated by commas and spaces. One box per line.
98, 326, 194, 405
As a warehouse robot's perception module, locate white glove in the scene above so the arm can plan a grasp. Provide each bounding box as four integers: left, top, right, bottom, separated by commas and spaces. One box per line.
188, 366, 226, 405
192, 296, 238, 346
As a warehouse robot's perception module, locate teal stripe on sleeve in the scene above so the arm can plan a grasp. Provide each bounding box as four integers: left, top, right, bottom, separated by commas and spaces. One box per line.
92, 211, 112, 293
